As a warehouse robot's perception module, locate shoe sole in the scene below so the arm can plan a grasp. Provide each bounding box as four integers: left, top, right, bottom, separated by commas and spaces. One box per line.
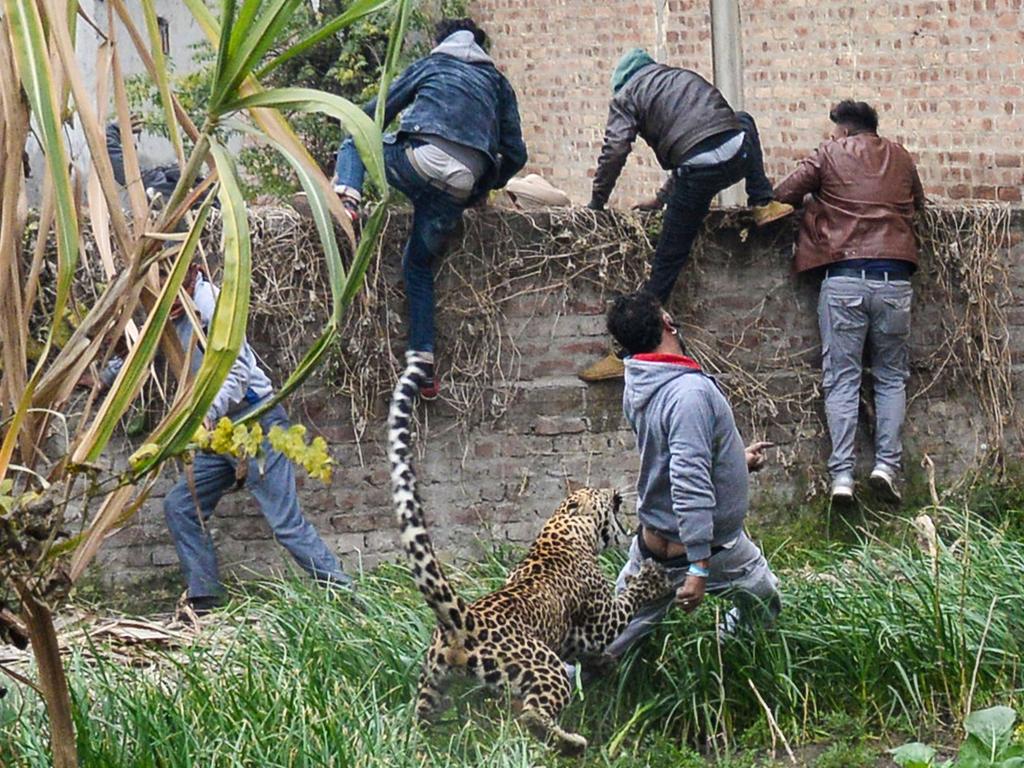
754, 209, 794, 227
869, 474, 901, 503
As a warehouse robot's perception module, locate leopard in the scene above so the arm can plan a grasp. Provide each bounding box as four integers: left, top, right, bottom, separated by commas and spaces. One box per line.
387, 353, 672, 756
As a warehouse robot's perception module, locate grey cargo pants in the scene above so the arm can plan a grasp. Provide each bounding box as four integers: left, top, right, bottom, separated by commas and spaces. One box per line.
818, 275, 913, 478
605, 531, 781, 658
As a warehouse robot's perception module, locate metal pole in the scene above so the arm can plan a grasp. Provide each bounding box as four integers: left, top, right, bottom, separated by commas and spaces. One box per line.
710, 0, 745, 207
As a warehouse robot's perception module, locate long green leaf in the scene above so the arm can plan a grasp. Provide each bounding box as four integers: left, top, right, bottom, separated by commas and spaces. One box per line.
223, 87, 385, 189
256, 0, 394, 79
181, 0, 359, 252
212, 0, 300, 112
236, 123, 346, 319
212, 0, 238, 105
131, 143, 251, 475
72, 198, 215, 465
373, 0, 410, 128
4, 0, 79, 369
140, 0, 184, 166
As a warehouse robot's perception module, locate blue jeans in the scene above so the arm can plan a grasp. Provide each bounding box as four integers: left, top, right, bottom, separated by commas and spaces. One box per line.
163, 403, 352, 598
334, 136, 466, 353
645, 111, 775, 303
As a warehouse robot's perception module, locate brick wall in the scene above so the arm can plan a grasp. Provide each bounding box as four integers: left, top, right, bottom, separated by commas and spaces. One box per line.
88, 207, 1024, 593
470, 0, 1024, 206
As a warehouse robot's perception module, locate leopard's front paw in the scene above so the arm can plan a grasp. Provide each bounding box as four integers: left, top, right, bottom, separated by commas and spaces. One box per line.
634, 558, 672, 599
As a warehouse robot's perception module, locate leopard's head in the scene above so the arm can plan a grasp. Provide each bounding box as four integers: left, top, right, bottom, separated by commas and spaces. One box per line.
555, 487, 628, 553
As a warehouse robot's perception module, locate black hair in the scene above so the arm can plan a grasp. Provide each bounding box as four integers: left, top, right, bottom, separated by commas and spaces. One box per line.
606, 291, 665, 356
434, 18, 487, 48
829, 100, 879, 133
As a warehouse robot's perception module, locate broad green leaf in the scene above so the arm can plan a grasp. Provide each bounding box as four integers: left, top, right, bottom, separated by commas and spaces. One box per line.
889, 742, 936, 768
131, 142, 251, 475
222, 87, 385, 190
257, 0, 394, 79
965, 706, 1018, 760
72, 197, 215, 465
181, 0, 359, 250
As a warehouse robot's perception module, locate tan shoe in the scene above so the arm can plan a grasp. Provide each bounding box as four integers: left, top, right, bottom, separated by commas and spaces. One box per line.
751, 200, 794, 227
579, 352, 625, 382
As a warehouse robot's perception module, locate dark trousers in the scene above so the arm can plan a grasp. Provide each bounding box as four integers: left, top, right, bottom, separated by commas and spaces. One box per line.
644, 112, 775, 303
334, 137, 467, 353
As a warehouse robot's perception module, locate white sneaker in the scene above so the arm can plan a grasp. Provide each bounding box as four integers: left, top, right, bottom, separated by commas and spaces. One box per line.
831, 474, 855, 502
869, 466, 902, 503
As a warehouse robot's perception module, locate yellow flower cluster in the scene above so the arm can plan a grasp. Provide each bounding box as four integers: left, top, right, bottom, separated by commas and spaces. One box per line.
194, 418, 264, 460
268, 424, 333, 483
191, 419, 333, 484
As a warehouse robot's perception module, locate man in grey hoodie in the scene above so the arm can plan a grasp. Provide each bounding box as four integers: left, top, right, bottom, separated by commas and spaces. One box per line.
603, 291, 781, 657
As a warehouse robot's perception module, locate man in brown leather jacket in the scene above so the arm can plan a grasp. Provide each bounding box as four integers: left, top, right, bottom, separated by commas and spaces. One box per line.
774, 100, 926, 504
580, 49, 792, 382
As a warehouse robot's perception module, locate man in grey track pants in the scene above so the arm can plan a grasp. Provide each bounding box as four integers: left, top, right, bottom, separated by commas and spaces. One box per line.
597, 292, 781, 663
775, 100, 926, 504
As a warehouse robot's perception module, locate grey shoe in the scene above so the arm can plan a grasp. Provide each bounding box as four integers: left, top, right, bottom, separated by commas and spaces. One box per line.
831, 473, 855, 503
869, 466, 902, 503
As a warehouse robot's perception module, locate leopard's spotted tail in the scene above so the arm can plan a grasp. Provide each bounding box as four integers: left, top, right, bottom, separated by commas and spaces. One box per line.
388, 354, 469, 634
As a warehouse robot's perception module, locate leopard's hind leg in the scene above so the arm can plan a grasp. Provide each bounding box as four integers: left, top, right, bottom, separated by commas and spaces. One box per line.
415, 641, 455, 722
471, 634, 587, 757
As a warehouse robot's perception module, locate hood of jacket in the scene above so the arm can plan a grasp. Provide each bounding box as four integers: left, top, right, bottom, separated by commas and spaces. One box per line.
431, 30, 494, 65
625, 353, 703, 413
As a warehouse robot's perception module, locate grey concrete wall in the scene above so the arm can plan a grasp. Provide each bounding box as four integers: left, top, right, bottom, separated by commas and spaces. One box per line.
88, 206, 1024, 593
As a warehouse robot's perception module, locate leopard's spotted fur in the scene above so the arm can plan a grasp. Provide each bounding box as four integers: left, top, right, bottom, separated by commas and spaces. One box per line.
388, 354, 671, 756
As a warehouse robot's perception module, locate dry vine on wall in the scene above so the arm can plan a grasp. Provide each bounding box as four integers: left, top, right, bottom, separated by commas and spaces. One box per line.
57, 202, 1018, 478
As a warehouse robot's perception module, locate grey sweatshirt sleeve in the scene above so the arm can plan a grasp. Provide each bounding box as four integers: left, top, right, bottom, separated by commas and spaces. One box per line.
664, 388, 717, 562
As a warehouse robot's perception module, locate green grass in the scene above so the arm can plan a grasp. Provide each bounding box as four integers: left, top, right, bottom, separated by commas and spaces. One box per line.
2, 507, 1023, 767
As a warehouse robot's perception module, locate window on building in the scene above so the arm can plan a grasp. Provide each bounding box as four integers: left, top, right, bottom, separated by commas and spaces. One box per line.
157, 16, 170, 56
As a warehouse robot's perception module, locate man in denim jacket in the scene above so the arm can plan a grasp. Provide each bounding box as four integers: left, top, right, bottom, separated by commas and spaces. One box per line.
333, 18, 527, 400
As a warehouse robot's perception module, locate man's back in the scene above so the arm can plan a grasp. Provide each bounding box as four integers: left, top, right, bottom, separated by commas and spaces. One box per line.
776, 133, 924, 271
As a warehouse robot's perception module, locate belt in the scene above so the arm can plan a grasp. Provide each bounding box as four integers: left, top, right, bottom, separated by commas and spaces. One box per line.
825, 266, 911, 282
636, 526, 725, 568
404, 147, 473, 202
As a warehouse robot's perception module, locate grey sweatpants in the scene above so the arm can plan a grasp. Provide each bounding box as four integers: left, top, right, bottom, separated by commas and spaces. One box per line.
605, 531, 781, 658
818, 276, 912, 478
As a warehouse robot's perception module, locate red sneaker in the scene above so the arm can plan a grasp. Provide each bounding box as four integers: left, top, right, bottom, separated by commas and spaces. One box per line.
419, 362, 439, 401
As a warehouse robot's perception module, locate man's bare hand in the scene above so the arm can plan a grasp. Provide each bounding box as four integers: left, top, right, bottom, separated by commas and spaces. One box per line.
745, 441, 773, 472
632, 196, 664, 212
675, 573, 707, 613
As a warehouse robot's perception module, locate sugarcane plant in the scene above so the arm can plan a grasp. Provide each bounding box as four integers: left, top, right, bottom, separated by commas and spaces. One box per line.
0, 0, 410, 765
